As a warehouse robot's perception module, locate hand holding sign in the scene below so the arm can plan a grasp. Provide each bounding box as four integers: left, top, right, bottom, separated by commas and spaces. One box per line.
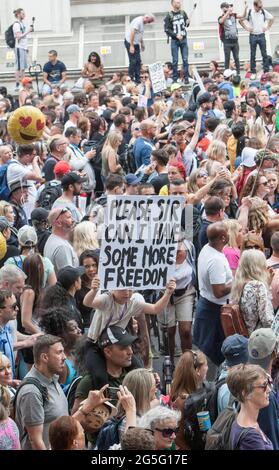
91, 275, 100, 291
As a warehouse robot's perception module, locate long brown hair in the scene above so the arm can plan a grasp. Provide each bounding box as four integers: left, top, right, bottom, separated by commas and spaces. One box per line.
170, 350, 207, 402
22, 254, 44, 303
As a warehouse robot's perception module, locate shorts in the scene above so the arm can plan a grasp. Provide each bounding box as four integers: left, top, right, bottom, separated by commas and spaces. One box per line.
15, 48, 27, 71
158, 285, 196, 328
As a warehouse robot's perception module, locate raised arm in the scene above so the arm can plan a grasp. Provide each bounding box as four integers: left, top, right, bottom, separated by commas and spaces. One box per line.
143, 279, 176, 314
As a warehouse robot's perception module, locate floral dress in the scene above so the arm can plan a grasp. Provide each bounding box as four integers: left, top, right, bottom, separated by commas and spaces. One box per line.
240, 281, 274, 336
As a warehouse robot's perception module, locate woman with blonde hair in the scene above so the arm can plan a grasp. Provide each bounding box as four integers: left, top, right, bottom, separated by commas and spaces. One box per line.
213, 125, 232, 145
223, 220, 243, 274
0, 384, 20, 450
206, 140, 227, 176
101, 131, 123, 178
113, 369, 157, 439
72, 221, 99, 258
231, 250, 274, 336
248, 122, 267, 148
227, 364, 273, 450
241, 232, 265, 253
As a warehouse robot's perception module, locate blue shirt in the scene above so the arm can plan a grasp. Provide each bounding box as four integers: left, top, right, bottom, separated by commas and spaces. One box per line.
218, 81, 234, 100
133, 137, 155, 169
43, 60, 67, 83
0, 324, 15, 377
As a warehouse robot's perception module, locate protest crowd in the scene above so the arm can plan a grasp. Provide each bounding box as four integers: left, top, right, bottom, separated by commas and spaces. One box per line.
1, 0, 279, 453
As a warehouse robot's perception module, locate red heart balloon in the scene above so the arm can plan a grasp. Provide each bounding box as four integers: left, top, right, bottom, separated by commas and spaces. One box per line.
19, 116, 32, 128
36, 120, 44, 131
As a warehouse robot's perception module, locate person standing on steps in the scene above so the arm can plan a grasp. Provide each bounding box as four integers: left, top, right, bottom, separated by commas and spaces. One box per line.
124, 14, 155, 85
218, 2, 248, 76
239, 0, 274, 79
164, 0, 194, 84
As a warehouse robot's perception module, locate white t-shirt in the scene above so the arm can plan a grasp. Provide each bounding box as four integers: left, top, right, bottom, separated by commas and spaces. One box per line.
7, 160, 37, 219
88, 292, 146, 342
63, 120, 77, 134
198, 244, 233, 305
247, 9, 273, 35
125, 16, 144, 45
13, 21, 28, 50
173, 260, 192, 289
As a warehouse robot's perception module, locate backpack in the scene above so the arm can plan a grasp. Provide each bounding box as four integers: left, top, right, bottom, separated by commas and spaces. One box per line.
12, 377, 49, 420
184, 378, 226, 450
205, 396, 248, 450
65, 375, 82, 414
220, 301, 249, 338
12, 255, 24, 270
0, 161, 20, 201
37, 181, 62, 210
5, 21, 22, 49
94, 416, 124, 450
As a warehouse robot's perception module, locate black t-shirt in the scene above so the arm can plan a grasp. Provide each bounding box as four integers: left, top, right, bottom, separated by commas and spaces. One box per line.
198, 219, 212, 253
42, 155, 60, 182
75, 285, 94, 329
0, 244, 20, 269
151, 173, 169, 195
11, 203, 28, 230
43, 60, 67, 83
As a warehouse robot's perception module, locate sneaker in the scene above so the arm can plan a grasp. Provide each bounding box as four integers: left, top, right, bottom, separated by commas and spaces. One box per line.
14, 85, 20, 92
250, 73, 256, 80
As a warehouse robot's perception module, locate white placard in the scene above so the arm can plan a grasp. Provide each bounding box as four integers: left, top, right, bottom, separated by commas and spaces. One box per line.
99, 196, 184, 290
138, 95, 148, 108
148, 62, 167, 93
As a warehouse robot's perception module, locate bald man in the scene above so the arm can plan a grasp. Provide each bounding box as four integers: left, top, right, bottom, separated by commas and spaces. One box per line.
44, 207, 78, 273
134, 119, 157, 169
193, 222, 233, 373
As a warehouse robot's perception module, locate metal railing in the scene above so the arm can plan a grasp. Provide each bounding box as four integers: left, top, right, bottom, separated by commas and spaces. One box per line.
0, 23, 278, 76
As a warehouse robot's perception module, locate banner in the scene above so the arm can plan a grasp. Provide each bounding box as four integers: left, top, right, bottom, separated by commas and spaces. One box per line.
99, 196, 184, 290
148, 62, 167, 93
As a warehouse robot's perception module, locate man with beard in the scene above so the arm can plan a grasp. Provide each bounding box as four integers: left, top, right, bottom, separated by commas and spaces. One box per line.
197, 92, 215, 139
113, 114, 130, 173
44, 207, 78, 273
51, 172, 83, 223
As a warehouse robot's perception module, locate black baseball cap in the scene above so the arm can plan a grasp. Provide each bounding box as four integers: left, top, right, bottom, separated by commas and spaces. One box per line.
197, 92, 213, 106
99, 326, 137, 349
221, 2, 230, 8
61, 172, 83, 188
31, 208, 49, 223
57, 266, 85, 290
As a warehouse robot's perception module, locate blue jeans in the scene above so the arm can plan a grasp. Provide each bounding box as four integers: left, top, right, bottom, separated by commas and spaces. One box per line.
249, 33, 269, 73
171, 37, 189, 82
124, 40, 141, 84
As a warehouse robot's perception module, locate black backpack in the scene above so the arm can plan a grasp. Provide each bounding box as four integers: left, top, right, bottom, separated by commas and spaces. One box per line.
184, 378, 226, 450
65, 375, 82, 414
12, 377, 49, 420
94, 416, 124, 450
5, 22, 22, 49
37, 182, 62, 210
205, 396, 249, 450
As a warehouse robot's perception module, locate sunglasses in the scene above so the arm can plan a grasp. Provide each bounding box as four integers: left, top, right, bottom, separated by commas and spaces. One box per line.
198, 172, 208, 177
155, 427, 179, 438
54, 207, 70, 222
245, 245, 262, 250
252, 377, 273, 392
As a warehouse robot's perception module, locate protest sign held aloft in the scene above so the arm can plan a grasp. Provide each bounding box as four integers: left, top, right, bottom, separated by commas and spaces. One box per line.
99, 196, 184, 290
